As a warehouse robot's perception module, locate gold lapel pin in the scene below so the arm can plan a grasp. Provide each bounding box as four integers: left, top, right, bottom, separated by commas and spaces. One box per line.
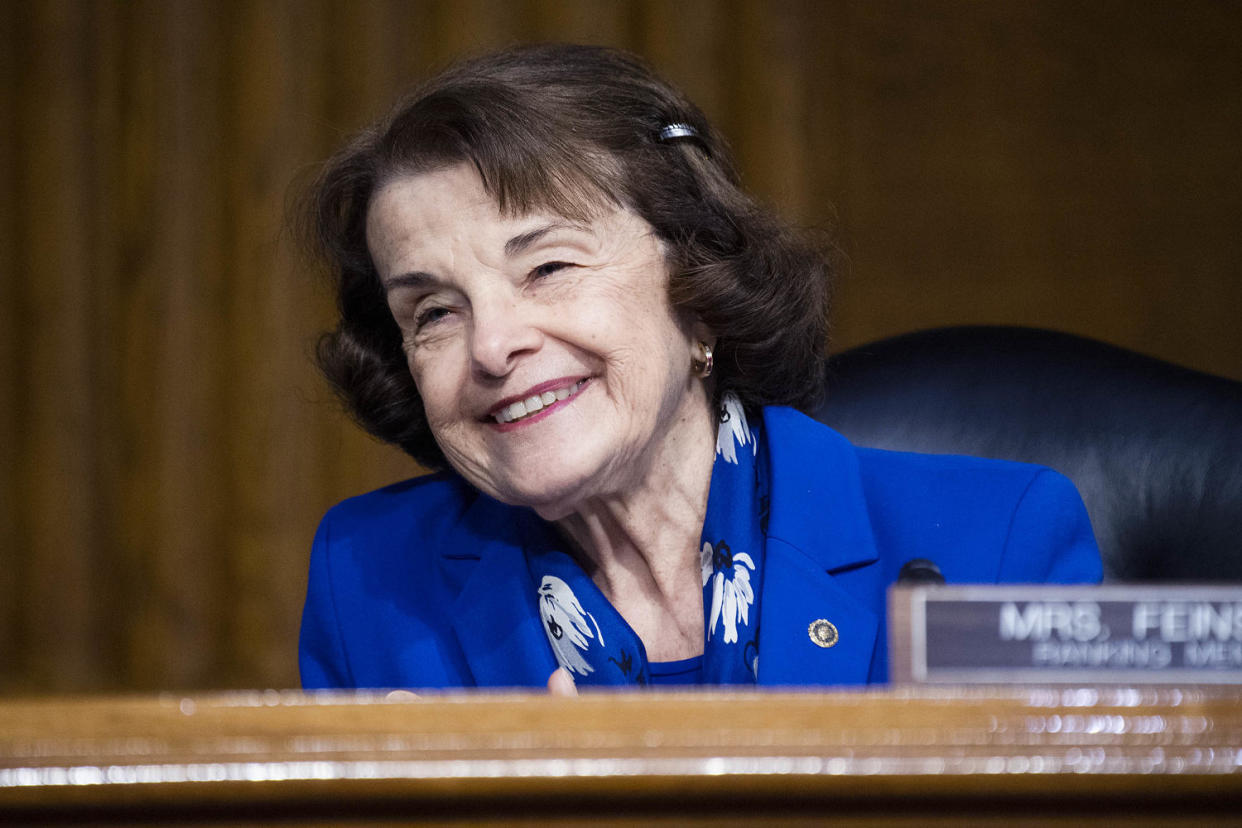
808, 619, 839, 648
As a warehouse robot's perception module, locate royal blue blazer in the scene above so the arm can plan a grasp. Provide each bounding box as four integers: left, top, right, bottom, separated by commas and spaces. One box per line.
300, 406, 1102, 690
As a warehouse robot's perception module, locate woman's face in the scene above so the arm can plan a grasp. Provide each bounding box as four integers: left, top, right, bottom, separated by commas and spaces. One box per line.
367, 164, 711, 518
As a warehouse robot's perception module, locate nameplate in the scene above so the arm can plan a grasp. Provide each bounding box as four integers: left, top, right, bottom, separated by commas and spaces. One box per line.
889, 584, 1242, 684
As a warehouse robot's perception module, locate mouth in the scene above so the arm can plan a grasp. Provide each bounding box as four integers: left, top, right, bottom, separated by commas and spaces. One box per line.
488, 378, 589, 426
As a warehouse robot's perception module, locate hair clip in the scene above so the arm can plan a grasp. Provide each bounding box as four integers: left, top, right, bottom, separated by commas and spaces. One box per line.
657, 123, 700, 142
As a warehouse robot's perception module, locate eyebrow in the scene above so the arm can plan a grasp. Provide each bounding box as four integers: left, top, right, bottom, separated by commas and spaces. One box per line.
382, 271, 435, 294
383, 222, 592, 293
504, 221, 590, 257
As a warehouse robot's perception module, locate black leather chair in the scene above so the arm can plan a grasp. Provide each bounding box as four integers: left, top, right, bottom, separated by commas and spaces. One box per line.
813, 327, 1242, 582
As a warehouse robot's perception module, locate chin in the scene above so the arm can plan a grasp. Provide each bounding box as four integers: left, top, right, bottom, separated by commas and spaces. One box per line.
477, 452, 617, 519
491, 474, 594, 520
450, 424, 636, 518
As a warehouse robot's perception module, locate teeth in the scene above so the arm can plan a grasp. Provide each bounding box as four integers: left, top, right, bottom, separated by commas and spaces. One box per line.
493, 381, 584, 424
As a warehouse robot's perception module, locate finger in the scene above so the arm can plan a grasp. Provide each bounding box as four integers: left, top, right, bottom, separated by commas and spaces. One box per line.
385, 689, 420, 701
546, 666, 578, 696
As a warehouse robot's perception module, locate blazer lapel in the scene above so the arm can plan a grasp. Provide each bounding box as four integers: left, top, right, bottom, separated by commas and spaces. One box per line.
448, 499, 557, 688
757, 408, 882, 686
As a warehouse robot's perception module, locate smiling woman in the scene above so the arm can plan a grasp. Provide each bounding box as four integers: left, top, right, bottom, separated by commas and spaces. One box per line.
367, 165, 711, 518
299, 44, 1102, 692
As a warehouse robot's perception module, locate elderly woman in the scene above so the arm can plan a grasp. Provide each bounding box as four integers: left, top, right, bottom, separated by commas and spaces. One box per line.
299, 44, 1100, 691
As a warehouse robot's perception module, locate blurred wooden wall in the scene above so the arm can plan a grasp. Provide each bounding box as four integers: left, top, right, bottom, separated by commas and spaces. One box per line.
3, 0, 1240, 694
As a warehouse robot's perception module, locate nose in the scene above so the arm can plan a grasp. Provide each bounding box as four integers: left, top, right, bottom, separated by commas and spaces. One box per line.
468, 297, 543, 378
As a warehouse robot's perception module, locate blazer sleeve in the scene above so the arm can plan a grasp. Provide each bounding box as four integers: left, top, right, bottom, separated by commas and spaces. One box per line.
299, 515, 355, 689
997, 468, 1103, 584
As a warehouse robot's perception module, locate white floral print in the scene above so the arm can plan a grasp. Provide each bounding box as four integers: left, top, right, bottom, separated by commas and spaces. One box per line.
538, 575, 605, 677
715, 393, 756, 464
701, 540, 756, 644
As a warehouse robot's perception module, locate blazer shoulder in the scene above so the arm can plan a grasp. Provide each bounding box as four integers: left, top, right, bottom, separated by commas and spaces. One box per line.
320, 472, 476, 536
302, 472, 502, 690
853, 443, 1053, 494
850, 445, 1101, 584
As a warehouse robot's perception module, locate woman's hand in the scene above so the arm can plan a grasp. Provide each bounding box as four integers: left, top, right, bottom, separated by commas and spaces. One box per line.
546, 667, 578, 696
385, 689, 420, 701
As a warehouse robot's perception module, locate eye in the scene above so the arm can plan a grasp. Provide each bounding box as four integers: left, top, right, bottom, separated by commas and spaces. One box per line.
415, 305, 452, 329
530, 261, 572, 280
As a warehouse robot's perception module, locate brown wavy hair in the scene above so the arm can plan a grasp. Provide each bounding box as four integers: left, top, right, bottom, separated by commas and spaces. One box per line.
306, 43, 833, 469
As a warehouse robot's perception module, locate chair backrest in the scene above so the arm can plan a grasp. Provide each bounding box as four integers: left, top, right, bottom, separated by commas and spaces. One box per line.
813, 326, 1242, 582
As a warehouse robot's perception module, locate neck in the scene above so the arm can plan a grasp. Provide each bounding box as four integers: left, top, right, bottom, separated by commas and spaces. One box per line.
551, 398, 717, 660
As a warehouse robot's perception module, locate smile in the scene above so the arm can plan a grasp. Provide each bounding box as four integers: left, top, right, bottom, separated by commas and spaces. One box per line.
491, 379, 587, 425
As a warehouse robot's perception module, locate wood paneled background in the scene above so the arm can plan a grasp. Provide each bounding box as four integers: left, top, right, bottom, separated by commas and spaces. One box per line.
3, 0, 1240, 694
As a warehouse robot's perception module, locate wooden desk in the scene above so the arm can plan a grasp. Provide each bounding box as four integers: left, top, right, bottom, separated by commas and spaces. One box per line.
2, 687, 1240, 825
